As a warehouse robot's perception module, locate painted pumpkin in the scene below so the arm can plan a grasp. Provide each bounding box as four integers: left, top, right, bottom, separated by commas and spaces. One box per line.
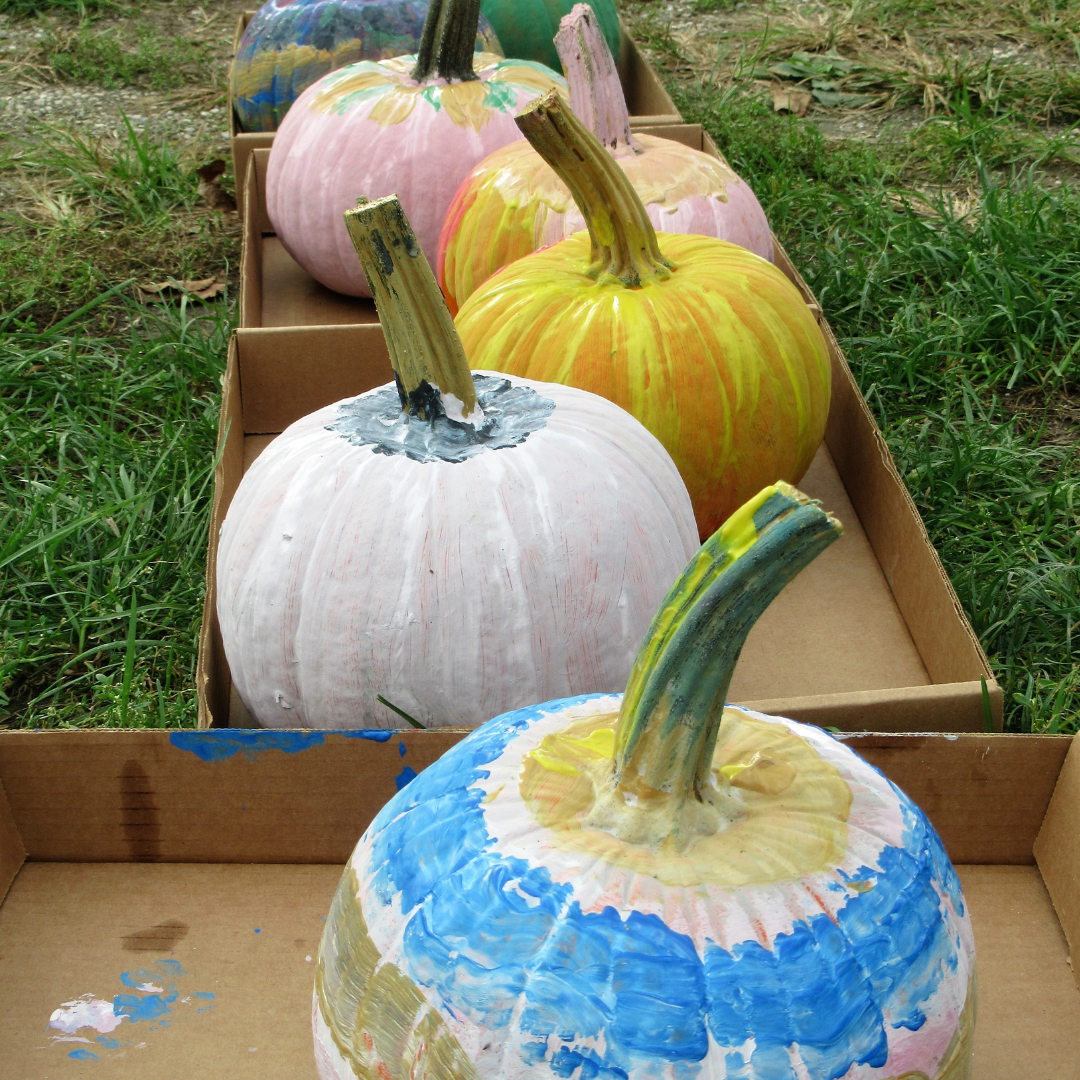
439, 4, 771, 314
217, 195, 697, 728
314, 484, 976, 1080
230, 0, 502, 132
456, 91, 830, 538
266, 0, 565, 297
479, 0, 619, 70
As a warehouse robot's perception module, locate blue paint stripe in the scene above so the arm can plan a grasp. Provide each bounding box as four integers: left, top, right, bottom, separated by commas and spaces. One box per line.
169, 728, 393, 761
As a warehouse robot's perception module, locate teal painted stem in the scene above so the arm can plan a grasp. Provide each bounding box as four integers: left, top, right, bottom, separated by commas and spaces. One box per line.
614, 482, 843, 803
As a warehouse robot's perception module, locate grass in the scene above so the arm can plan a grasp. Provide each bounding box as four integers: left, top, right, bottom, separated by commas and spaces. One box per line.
0, 0, 117, 14
1, 0, 1076, 731
0, 116, 237, 328
0, 296, 227, 727
641, 36, 1080, 732
44, 21, 220, 92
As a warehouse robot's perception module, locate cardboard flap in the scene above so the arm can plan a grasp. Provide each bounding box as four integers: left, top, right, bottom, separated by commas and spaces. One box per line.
1034, 732, 1080, 987
0, 776, 27, 903
844, 732, 1072, 864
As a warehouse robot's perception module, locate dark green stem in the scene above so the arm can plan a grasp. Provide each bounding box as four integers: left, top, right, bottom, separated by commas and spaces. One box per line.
613, 482, 843, 803
343, 195, 477, 419
411, 0, 482, 83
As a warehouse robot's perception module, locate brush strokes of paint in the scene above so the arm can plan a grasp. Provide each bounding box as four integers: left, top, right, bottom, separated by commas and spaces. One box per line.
96, 1037, 121, 1049
329, 375, 555, 464
193, 991, 216, 1000
170, 728, 391, 761
113, 991, 177, 1024
50, 997, 126, 1035
113, 961, 183, 1025
69, 1049, 99, 1061
395, 765, 418, 791
364, 695, 967, 1079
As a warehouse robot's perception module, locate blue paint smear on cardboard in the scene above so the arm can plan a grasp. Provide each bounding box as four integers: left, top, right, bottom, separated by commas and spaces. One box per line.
399, 741, 407, 757
96, 1037, 121, 1049
193, 991, 216, 1000
114, 961, 182, 1024
69, 1049, 99, 1061
395, 765, 418, 791
170, 728, 392, 761
355, 693, 968, 1080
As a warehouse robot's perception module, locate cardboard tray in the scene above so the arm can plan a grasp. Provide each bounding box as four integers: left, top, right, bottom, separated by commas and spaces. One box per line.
229, 10, 682, 218
238, 123, 707, 330
210, 124, 1001, 733
1, 728, 1078, 1078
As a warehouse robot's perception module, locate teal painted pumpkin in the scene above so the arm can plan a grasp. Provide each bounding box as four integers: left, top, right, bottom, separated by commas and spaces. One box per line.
313, 485, 977, 1080
480, 0, 620, 70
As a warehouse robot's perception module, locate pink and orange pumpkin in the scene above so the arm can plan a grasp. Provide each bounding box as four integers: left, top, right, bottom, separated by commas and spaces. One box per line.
439, 4, 772, 314
266, 0, 565, 297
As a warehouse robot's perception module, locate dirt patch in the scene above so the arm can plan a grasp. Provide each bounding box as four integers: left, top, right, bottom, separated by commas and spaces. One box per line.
0, 0, 249, 147
1005, 386, 1080, 449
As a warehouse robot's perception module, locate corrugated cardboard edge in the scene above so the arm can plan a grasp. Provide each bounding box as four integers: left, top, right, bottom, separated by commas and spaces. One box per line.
0, 776, 27, 904
239, 151, 264, 326
741, 680, 996, 733
196, 338, 242, 729
1033, 731, 1080, 989
229, 11, 680, 217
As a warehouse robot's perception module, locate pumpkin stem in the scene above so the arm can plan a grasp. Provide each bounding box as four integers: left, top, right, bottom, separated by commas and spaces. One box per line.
555, 3, 637, 152
411, 0, 482, 83
613, 482, 843, 805
344, 195, 478, 421
515, 90, 671, 287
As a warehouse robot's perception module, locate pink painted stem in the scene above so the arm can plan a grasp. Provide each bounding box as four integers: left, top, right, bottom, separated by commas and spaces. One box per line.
555, 3, 638, 151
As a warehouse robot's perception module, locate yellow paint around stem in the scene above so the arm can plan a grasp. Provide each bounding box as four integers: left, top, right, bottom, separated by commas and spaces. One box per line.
456, 232, 831, 537
520, 709, 853, 889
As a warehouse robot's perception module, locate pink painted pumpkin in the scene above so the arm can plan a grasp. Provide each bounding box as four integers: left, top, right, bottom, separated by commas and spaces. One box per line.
266, 0, 565, 297
438, 4, 772, 314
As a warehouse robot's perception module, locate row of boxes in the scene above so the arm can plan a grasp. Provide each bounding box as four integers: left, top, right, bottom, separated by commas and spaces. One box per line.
1, 19, 1077, 1079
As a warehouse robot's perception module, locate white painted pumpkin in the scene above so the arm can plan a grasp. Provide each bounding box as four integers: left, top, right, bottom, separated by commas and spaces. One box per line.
217, 372, 697, 728
216, 195, 697, 728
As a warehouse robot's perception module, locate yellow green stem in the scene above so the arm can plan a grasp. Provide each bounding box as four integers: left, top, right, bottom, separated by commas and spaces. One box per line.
344, 196, 477, 419
515, 90, 673, 287
613, 482, 843, 804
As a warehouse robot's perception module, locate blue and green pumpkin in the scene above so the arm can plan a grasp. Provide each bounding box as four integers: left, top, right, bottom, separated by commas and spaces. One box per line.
231, 0, 502, 131
314, 484, 976, 1080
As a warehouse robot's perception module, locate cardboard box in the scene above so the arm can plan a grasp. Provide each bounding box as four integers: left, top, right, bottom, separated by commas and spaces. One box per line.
212, 121, 1001, 732
1, 728, 1078, 1078
229, 10, 682, 217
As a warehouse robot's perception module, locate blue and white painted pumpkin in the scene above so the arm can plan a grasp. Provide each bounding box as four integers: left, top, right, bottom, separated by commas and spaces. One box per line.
314, 485, 976, 1080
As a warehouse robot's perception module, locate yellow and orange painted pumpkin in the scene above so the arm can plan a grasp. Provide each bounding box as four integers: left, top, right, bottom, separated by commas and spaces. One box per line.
456, 91, 831, 538
438, 4, 772, 315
